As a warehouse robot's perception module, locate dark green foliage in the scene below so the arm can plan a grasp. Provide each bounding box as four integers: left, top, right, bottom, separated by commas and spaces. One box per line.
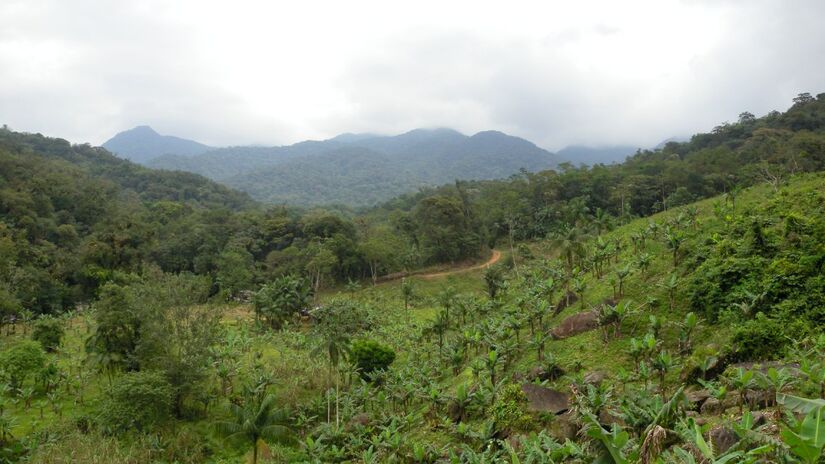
253, 275, 312, 330
731, 314, 790, 361
213, 393, 293, 464
483, 265, 505, 299
31, 316, 64, 352
414, 195, 482, 263
98, 370, 173, 433
85, 283, 141, 373
0, 340, 46, 388
350, 339, 396, 379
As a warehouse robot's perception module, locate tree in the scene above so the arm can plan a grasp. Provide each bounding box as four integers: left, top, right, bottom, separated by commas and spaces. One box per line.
793, 92, 815, 105
350, 339, 396, 380
311, 301, 360, 428
483, 265, 505, 300
0, 341, 46, 389
0, 284, 21, 336
400, 278, 414, 310
553, 226, 587, 272
215, 393, 293, 464
738, 111, 756, 124
85, 283, 141, 378
360, 227, 401, 285
31, 316, 64, 352
215, 245, 254, 300
252, 275, 312, 330
414, 195, 479, 263
98, 370, 173, 433
305, 245, 337, 293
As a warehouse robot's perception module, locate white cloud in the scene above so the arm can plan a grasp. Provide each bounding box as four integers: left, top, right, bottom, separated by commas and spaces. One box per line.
0, 0, 823, 150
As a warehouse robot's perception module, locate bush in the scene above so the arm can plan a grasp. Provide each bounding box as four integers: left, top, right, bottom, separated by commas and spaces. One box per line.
98, 370, 173, 433
483, 265, 505, 299
0, 340, 46, 388
489, 383, 533, 433
31, 316, 64, 352
731, 313, 789, 361
350, 339, 395, 379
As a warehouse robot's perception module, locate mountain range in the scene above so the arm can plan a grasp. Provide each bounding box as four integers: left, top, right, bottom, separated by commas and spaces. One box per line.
103, 126, 661, 207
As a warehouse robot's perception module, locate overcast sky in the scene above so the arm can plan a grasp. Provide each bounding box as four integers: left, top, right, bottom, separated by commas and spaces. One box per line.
1, 0, 823, 151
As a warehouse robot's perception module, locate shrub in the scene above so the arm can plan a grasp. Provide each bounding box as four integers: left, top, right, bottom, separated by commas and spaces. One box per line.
489, 383, 533, 433
483, 265, 505, 299
31, 316, 64, 352
98, 370, 173, 433
350, 339, 395, 379
731, 313, 788, 361
0, 341, 46, 389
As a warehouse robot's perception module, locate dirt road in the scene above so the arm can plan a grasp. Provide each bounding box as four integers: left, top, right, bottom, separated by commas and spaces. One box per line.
418, 249, 502, 280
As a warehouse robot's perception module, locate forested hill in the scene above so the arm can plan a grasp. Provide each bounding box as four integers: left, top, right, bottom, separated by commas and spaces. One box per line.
147, 128, 562, 207
0, 129, 252, 209
375, 92, 825, 235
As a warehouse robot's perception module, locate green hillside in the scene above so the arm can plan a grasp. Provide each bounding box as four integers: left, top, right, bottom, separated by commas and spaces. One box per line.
4, 172, 824, 463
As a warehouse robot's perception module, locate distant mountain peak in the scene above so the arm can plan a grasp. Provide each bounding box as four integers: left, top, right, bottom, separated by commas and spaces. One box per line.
103, 126, 213, 164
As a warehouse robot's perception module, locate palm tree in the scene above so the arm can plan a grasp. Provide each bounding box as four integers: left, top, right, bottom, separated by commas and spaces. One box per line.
312, 329, 350, 428
215, 394, 293, 464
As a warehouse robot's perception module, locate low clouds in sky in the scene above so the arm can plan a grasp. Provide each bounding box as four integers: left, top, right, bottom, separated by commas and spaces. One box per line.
1, 0, 823, 150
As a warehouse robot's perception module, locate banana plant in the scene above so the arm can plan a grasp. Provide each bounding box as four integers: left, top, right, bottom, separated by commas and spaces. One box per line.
777, 394, 825, 463
582, 413, 635, 464
671, 418, 772, 464
758, 367, 797, 411
725, 367, 756, 413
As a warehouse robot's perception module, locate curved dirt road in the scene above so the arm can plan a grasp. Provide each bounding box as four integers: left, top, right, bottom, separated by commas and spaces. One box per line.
419, 249, 502, 280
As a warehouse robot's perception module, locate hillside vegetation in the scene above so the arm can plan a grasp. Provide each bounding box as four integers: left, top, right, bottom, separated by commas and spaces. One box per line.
0, 93, 824, 462
3, 171, 824, 463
